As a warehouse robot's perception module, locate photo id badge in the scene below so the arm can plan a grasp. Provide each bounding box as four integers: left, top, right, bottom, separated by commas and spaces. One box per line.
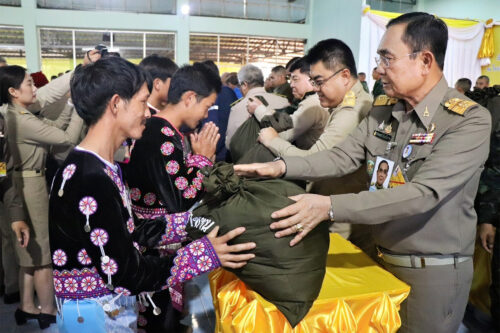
369, 156, 395, 192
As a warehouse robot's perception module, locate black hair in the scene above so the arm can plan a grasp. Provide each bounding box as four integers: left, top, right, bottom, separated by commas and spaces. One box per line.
286, 57, 301, 70
0, 65, 26, 105
71, 57, 148, 126
226, 72, 239, 86
139, 54, 178, 91
455, 78, 472, 92
271, 65, 287, 76
167, 62, 222, 105
477, 75, 490, 83
289, 57, 310, 74
378, 160, 389, 170
358, 72, 366, 76
386, 12, 448, 70
305, 38, 357, 77
201, 60, 220, 75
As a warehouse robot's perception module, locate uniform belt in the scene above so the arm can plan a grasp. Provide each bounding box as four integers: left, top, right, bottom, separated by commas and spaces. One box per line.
13, 169, 45, 177
376, 247, 472, 268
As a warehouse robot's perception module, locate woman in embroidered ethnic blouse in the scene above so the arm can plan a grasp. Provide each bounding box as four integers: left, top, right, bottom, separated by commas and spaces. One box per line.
49, 58, 255, 331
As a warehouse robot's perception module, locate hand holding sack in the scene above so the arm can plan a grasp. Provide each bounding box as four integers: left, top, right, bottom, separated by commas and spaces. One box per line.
229, 109, 293, 164
186, 162, 329, 327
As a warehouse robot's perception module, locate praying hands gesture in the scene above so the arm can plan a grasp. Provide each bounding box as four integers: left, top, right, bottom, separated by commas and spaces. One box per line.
191, 122, 220, 161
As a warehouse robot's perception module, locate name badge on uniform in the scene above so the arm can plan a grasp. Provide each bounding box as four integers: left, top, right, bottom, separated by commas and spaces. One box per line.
409, 133, 435, 144
374, 121, 393, 141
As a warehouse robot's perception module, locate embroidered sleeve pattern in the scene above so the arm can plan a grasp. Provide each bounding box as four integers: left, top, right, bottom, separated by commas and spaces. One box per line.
157, 212, 191, 247
185, 154, 213, 169
166, 236, 221, 288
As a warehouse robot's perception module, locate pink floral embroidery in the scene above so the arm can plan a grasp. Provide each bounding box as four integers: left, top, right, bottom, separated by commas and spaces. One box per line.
187, 167, 194, 174
90, 228, 109, 246
143, 192, 156, 206
77, 249, 92, 265
197, 256, 213, 272
161, 126, 175, 137
81, 276, 97, 292
160, 142, 175, 156
158, 212, 189, 247
183, 186, 197, 199
101, 259, 118, 275
130, 188, 141, 202
166, 160, 180, 175
196, 170, 203, 179
52, 249, 68, 267
64, 278, 78, 293
175, 177, 188, 190
186, 154, 213, 169
62, 164, 77, 179
54, 279, 63, 293
133, 241, 141, 252
166, 237, 220, 288
189, 241, 205, 256
79, 196, 98, 216
114, 287, 131, 296
192, 177, 203, 191
127, 217, 135, 234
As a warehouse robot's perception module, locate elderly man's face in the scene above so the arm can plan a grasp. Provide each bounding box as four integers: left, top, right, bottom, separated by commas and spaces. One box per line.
376, 24, 425, 99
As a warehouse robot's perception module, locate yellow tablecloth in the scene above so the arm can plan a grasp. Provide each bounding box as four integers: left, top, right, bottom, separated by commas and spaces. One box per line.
209, 233, 410, 333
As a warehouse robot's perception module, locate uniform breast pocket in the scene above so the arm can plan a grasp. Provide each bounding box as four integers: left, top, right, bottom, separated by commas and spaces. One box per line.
405, 144, 433, 180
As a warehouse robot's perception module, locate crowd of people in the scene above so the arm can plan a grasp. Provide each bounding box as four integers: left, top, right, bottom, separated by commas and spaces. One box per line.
0, 10, 498, 333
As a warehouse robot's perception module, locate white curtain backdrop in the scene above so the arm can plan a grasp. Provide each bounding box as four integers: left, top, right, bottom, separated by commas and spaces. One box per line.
359, 8, 487, 90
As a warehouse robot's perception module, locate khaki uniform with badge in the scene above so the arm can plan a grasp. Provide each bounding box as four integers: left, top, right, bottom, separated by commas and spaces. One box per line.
268, 81, 373, 244
282, 77, 491, 333
5, 77, 83, 267
225, 87, 289, 149
253, 93, 329, 151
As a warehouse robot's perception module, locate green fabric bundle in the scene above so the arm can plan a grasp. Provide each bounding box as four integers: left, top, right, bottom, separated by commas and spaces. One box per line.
229, 112, 293, 164
186, 163, 329, 327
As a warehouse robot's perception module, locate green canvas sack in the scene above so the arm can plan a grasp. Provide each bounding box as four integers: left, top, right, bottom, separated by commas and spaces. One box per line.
186, 163, 329, 327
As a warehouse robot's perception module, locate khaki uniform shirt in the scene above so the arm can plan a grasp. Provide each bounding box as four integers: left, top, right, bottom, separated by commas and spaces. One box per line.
268, 81, 372, 157
6, 102, 83, 173
284, 77, 491, 256
253, 93, 329, 152
225, 87, 289, 149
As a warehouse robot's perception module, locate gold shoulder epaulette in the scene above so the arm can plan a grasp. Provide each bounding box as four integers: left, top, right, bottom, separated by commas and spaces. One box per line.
17, 109, 28, 115
230, 97, 243, 107
373, 95, 398, 106
340, 90, 356, 107
444, 98, 477, 116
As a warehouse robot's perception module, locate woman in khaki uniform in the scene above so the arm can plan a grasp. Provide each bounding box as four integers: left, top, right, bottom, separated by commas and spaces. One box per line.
0, 65, 84, 329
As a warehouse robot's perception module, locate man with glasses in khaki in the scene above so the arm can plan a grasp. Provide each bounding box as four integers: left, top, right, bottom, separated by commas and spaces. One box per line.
235, 12, 490, 333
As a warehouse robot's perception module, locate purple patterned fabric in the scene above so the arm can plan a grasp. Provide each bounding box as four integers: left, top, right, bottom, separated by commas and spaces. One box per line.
186, 154, 212, 169
53, 267, 111, 299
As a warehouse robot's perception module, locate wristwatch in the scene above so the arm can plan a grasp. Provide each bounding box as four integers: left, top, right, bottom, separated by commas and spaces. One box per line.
272, 156, 287, 178
328, 201, 335, 222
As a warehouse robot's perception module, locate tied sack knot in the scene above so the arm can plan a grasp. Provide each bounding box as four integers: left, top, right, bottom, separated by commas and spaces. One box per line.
202, 162, 244, 201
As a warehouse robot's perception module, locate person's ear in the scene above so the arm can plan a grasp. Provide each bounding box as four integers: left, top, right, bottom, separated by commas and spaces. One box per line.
420, 51, 433, 75
182, 91, 197, 108
8, 87, 18, 99
109, 94, 121, 116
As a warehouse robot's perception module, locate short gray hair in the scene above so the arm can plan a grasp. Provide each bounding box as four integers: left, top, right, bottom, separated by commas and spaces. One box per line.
237, 64, 264, 88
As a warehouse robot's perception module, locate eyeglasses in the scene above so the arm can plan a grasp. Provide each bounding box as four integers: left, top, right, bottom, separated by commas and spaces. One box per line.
309, 68, 346, 88
375, 51, 420, 68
